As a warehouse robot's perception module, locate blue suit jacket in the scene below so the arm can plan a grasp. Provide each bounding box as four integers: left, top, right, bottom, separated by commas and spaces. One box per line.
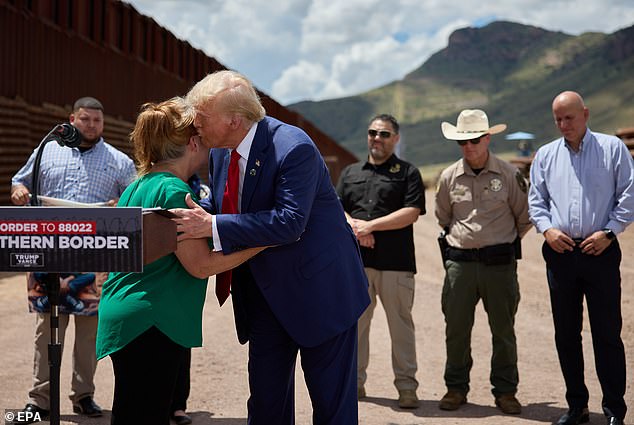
208, 116, 369, 347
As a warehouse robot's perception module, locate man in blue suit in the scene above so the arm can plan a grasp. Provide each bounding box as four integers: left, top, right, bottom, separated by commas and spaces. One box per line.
171, 70, 370, 424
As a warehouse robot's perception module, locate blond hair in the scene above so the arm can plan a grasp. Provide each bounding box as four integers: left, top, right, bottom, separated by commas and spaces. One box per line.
186, 70, 265, 125
130, 97, 196, 176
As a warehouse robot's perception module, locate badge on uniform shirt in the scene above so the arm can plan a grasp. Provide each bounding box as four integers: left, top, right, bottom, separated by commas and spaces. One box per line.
515, 171, 528, 193
389, 163, 401, 173
490, 178, 503, 192
453, 187, 466, 196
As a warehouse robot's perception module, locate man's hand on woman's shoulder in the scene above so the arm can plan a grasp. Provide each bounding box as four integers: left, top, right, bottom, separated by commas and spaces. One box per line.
170, 193, 213, 241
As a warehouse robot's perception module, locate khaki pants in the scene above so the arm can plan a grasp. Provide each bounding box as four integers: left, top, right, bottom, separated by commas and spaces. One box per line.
357, 268, 418, 391
28, 312, 98, 409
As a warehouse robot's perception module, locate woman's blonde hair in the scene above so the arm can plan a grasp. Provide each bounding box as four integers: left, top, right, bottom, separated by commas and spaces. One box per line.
130, 97, 196, 176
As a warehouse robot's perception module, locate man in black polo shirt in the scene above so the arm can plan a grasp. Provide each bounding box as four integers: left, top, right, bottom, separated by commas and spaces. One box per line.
336, 114, 425, 409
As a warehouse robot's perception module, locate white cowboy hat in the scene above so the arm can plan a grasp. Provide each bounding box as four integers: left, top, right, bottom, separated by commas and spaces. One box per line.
441, 109, 507, 140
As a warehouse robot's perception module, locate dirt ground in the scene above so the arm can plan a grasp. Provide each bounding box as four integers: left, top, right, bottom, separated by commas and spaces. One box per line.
1, 189, 633, 425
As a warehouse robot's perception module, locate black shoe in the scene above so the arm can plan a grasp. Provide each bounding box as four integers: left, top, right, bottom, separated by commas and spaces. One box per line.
72, 396, 102, 417
171, 413, 193, 425
439, 390, 467, 411
14, 404, 49, 424
607, 416, 624, 425
557, 407, 590, 425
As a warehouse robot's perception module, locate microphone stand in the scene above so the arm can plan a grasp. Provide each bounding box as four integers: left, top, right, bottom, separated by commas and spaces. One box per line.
44, 273, 62, 425
30, 126, 58, 207
29, 124, 82, 425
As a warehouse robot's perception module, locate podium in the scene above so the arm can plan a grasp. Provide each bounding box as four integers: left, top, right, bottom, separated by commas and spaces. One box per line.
0, 207, 176, 425
142, 210, 177, 264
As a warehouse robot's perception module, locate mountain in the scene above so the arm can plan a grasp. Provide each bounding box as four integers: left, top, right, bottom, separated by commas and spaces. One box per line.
288, 21, 634, 166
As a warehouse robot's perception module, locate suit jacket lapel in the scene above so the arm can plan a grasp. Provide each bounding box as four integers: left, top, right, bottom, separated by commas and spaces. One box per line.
212, 148, 230, 213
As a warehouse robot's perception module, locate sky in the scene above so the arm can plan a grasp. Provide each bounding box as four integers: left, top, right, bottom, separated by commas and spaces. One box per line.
126, 0, 634, 105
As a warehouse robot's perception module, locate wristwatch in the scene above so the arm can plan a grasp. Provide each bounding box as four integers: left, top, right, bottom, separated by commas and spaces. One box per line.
603, 228, 616, 240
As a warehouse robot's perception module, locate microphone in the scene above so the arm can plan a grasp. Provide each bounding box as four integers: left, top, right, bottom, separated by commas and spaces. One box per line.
48, 123, 83, 148
30, 123, 84, 205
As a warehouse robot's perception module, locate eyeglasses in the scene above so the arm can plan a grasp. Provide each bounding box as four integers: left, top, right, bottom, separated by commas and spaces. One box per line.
456, 137, 482, 146
368, 129, 393, 138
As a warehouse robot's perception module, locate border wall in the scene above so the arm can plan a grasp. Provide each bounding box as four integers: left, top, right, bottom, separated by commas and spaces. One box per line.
0, 0, 356, 204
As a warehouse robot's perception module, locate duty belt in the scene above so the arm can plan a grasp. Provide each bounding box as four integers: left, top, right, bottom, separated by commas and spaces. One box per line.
446, 242, 516, 265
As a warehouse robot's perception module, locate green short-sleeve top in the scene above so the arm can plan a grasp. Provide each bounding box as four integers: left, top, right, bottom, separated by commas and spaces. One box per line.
96, 172, 208, 360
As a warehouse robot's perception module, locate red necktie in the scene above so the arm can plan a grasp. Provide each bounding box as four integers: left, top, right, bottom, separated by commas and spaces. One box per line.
215, 149, 240, 306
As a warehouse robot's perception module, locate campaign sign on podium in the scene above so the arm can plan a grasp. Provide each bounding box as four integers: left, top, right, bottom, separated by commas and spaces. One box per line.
0, 207, 144, 272
1, 206, 176, 425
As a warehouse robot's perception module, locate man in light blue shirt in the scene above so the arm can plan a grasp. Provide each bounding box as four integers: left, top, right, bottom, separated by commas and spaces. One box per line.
11, 105, 135, 206
11, 97, 136, 423
528, 91, 634, 425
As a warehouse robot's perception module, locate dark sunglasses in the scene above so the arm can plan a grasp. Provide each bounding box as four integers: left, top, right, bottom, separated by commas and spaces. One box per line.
368, 129, 393, 138
456, 137, 482, 146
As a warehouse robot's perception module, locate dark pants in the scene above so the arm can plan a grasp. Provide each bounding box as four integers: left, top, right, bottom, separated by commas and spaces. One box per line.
171, 348, 191, 413
110, 326, 187, 425
542, 241, 626, 420
441, 259, 520, 396
239, 268, 358, 425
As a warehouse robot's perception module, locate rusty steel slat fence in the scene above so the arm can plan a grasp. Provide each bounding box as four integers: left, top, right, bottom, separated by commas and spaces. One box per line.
1, 0, 357, 206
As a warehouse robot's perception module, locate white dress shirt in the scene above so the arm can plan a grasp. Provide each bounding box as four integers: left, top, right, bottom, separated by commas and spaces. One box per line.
212, 122, 258, 251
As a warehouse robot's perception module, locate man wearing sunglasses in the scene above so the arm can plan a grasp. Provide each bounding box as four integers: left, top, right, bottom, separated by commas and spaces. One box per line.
435, 109, 531, 415
336, 114, 425, 409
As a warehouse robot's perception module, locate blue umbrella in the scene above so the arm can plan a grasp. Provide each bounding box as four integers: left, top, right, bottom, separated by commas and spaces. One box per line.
505, 131, 535, 140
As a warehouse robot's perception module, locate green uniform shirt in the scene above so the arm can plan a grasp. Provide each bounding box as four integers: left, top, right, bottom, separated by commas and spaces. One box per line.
96, 172, 208, 360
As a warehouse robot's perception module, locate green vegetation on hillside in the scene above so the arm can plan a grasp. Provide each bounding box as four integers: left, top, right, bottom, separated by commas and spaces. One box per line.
289, 21, 634, 166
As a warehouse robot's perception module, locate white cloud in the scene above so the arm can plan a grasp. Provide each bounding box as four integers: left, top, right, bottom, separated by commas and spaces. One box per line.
271, 60, 329, 102
126, 0, 634, 104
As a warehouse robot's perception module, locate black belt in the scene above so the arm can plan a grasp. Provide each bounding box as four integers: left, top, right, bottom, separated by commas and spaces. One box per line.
570, 238, 618, 253
446, 242, 516, 265
570, 238, 583, 250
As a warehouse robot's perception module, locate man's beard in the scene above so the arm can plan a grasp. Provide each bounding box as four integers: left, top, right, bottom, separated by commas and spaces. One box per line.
80, 136, 101, 146
370, 147, 388, 162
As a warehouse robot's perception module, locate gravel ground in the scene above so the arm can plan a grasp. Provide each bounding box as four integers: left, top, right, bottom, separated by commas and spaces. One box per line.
1, 190, 633, 424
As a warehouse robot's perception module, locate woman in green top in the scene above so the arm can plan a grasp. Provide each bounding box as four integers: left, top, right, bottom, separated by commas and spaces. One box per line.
96, 98, 264, 425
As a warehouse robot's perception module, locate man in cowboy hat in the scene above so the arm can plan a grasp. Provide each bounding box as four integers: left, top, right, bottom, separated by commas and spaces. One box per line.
435, 109, 532, 414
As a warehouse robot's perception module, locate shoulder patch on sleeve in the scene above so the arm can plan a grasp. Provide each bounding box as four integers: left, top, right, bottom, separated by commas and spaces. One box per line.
515, 171, 528, 193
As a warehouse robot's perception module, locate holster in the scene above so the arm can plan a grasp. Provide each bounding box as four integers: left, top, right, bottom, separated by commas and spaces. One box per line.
513, 236, 522, 260
438, 228, 449, 263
